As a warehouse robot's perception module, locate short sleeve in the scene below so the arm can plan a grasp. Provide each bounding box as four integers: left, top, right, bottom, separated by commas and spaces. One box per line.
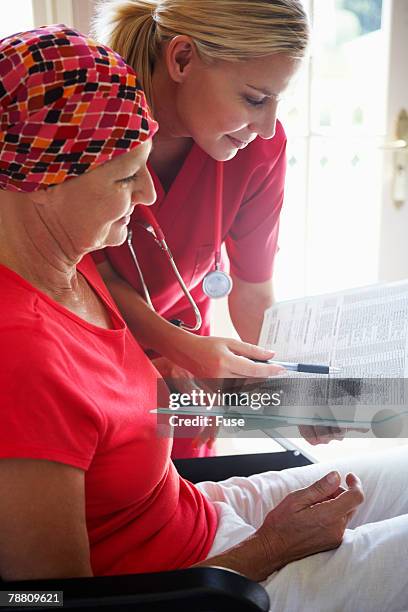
0, 328, 105, 470
226, 121, 287, 283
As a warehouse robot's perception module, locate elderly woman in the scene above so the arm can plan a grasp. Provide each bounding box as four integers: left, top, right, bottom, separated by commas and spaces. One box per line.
1, 25, 408, 612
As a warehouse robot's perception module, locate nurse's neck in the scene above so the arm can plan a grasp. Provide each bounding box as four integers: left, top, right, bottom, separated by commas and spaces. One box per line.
149, 65, 194, 191
149, 136, 193, 192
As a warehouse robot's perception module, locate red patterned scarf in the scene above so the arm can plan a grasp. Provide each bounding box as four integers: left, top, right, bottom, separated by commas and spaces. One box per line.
0, 24, 158, 192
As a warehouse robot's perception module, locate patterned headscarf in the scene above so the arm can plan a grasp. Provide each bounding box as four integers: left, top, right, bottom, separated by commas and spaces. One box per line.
0, 24, 158, 192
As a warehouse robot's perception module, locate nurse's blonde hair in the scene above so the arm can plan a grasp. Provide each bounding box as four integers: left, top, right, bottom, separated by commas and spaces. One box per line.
92, 0, 309, 110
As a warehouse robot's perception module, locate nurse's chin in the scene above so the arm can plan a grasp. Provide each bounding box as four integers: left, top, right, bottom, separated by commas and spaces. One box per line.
210, 145, 239, 162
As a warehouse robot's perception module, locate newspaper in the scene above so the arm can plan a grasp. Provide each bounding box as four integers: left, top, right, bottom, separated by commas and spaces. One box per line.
259, 280, 408, 377
156, 281, 408, 438
251, 280, 408, 436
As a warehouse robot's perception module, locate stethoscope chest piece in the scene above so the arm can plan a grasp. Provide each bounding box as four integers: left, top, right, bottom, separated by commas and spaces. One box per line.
202, 269, 233, 299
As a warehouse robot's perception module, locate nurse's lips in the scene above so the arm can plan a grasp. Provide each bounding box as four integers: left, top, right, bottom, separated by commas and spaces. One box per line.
226, 135, 251, 149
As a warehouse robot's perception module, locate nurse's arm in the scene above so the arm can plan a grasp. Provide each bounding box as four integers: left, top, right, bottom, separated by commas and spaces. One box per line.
0, 458, 92, 580
97, 259, 191, 356
228, 274, 275, 344
97, 260, 283, 377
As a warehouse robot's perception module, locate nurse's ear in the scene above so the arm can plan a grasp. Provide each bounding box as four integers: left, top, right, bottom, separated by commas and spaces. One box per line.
165, 35, 199, 83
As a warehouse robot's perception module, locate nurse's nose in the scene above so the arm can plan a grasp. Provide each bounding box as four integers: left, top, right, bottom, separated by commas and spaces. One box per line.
135, 166, 156, 207
251, 103, 278, 140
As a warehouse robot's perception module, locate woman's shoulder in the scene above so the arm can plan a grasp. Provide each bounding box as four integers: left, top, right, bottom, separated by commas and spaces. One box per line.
0, 265, 64, 365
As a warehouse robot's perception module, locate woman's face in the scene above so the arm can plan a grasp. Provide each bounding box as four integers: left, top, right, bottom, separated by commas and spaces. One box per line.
173, 52, 300, 161
47, 140, 156, 255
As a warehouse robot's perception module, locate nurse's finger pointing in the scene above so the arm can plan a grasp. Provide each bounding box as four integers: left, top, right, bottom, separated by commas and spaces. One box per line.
229, 354, 285, 378
227, 340, 275, 361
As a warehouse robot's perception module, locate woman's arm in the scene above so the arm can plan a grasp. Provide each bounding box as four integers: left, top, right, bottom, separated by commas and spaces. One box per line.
0, 458, 92, 581
228, 274, 275, 344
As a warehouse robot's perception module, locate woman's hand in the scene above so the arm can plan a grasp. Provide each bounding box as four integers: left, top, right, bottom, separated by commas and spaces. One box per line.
196, 470, 364, 582
255, 471, 364, 580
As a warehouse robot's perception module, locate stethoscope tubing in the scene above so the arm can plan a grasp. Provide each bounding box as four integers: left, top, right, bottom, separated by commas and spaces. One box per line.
127, 222, 202, 332
126, 159, 233, 331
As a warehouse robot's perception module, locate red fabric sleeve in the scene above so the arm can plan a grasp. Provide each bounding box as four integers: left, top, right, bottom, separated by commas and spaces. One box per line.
0, 328, 105, 470
226, 121, 287, 283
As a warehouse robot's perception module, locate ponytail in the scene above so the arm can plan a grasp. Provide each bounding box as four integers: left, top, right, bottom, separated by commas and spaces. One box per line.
93, 0, 309, 114
92, 1, 158, 110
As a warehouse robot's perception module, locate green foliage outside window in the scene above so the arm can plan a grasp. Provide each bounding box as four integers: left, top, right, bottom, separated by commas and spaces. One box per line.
339, 0, 383, 34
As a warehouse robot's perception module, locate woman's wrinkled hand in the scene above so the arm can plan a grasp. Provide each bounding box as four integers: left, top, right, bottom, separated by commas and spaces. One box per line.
255, 471, 364, 579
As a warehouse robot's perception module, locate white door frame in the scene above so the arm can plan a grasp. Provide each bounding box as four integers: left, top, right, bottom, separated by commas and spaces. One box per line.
379, 0, 408, 281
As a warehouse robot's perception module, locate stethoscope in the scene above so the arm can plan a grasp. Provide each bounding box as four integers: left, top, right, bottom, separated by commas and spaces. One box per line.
127, 160, 233, 332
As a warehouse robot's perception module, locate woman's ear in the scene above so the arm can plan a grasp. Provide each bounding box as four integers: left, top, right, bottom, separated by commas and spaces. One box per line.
165, 35, 197, 83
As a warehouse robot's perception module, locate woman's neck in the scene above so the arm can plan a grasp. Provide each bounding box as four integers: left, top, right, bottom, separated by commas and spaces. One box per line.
0, 194, 114, 329
0, 193, 81, 301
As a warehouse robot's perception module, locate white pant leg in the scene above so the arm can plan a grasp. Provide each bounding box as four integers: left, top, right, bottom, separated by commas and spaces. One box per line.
205, 503, 408, 612
197, 446, 408, 530
198, 446, 408, 611
264, 515, 408, 612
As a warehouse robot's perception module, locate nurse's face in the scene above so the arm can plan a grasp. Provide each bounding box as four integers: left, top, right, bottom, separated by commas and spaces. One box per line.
47, 140, 156, 254
172, 49, 300, 161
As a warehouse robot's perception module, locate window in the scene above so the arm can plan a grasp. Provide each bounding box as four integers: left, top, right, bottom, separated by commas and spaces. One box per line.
0, 2, 34, 40
276, 0, 386, 300
216, 0, 408, 460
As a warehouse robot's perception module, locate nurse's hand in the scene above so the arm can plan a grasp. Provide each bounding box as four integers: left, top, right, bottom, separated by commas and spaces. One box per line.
152, 356, 207, 390
298, 424, 347, 445
168, 335, 285, 379
298, 424, 369, 445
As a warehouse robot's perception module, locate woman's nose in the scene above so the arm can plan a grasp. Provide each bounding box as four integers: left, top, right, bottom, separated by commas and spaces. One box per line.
136, 168, 156, 207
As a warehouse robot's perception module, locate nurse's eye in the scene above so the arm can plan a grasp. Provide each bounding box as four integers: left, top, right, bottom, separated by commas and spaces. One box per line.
244, 95, 267, 108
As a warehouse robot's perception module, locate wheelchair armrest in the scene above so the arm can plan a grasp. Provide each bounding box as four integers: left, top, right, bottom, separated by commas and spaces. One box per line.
0, 566, 269, 611
174, 450, 313, 483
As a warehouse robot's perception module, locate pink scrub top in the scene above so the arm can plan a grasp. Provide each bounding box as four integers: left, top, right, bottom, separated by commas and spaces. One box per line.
94, 122, 287, 459
94, 120, 287, 337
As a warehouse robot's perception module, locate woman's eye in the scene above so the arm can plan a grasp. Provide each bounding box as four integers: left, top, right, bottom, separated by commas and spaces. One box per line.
120, 173, 139, 184
244, 96, 267, 108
